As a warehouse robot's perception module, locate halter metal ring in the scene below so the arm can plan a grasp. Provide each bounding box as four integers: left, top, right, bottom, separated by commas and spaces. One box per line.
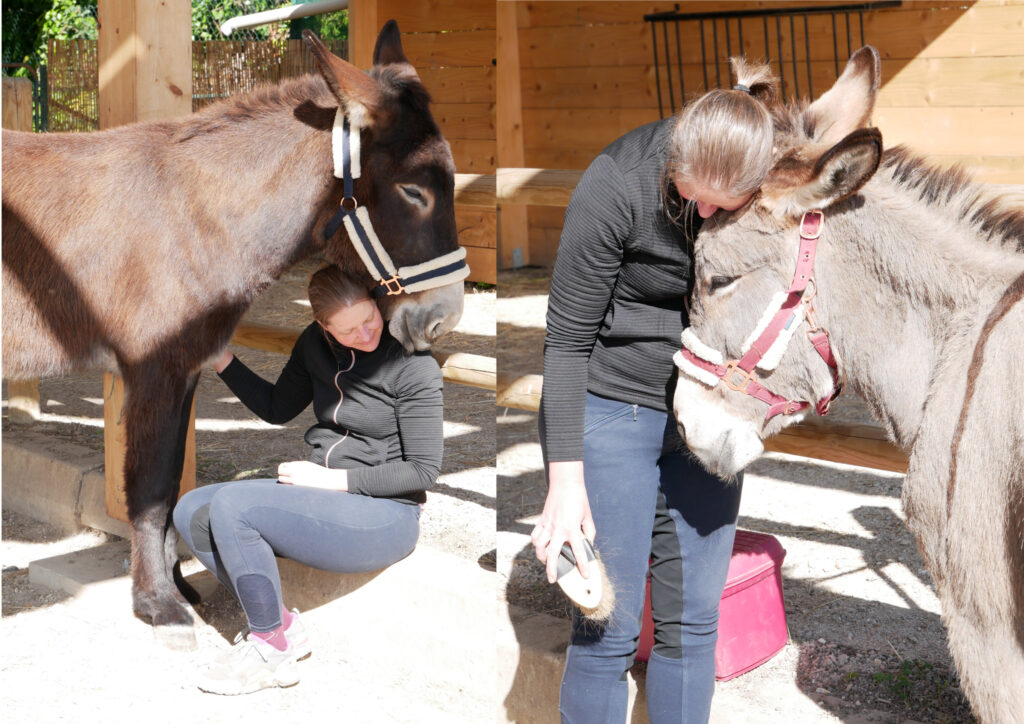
723, 361, 754, 393
341, 196, 358, 212
380, 275, 405, 296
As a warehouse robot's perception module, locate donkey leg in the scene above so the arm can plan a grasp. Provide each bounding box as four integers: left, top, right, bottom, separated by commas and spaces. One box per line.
122, 370, 198, 649
942, 601, 1024, 723
166, 372, 201, 607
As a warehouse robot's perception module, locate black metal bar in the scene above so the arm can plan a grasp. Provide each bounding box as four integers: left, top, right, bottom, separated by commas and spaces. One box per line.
725, 16, 732, 61
789, 15, 800, 99
651, 20, 664, 118
738, 18, 744, 61
804, 14, 813, 99
859, 10, 866, 46
643, 2, 900, 23
846, 12, 853, 57
776, 15, 786, 100
832, 13, 840, 77
674, 19, 685, 105
700, 19, 709, 92
712, 18, 721, 88
662, 20, 675, 114
763, 16, 770, 66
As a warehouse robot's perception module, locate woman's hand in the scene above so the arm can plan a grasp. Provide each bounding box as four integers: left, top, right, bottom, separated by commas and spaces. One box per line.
213, 349, 234, 374
277, 461, 349, 492
531, 460, 596, 584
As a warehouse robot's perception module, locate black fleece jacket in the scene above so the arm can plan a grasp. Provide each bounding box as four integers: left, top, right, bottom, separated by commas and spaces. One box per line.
218, 323, 443, 505
541, 118, 702, 462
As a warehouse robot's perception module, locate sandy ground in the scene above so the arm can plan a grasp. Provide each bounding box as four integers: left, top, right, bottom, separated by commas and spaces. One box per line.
1, 260, 494, 722
496, 268, 975, 724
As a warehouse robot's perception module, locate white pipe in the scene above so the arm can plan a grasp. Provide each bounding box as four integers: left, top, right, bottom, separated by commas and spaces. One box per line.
219, 0, 350, 36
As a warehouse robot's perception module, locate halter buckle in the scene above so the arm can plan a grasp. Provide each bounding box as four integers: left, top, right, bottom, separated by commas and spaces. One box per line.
341, 196, 358, 212
723, 361, 754, 393
380, 275, 405, 296
800, 210, 825, 239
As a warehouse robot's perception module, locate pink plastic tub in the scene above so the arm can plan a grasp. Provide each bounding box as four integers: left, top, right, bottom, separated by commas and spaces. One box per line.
636, 529, 788, 680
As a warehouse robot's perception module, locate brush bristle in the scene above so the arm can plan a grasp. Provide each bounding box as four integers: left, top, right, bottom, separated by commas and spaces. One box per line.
577, 557, 616, 622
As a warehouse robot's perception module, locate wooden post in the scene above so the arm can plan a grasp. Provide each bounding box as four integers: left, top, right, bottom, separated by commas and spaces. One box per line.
496, 0, 530, 269
103, 373, 198, 518
2, 77, 33, 131
97, 0, 195, 522
348, 0, 379, 68
3, 77, 42, 423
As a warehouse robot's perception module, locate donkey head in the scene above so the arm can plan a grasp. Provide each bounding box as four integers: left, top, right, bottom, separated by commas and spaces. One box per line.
674, 46, 884, 477
305, 22, 463, 351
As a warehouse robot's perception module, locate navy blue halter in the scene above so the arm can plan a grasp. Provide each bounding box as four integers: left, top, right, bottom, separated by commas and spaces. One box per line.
323, 114, 469, 298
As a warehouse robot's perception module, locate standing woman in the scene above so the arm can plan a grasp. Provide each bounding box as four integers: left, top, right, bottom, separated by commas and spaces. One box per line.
532, 60, 779, 723
174, 264, 442, 695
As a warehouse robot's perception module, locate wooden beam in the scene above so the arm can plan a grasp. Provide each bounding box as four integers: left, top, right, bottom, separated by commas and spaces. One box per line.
454, 173, 496, 208
498, 168, 583, 206
6, 379, 40, 423
496, 0, 529, 269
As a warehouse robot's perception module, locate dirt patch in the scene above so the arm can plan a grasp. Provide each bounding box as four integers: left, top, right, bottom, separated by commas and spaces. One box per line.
495, 268, 975, 723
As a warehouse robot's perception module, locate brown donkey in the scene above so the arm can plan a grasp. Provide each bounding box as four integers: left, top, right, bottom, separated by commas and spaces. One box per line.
2, 22, 466, 648
673, 48, 1024, 721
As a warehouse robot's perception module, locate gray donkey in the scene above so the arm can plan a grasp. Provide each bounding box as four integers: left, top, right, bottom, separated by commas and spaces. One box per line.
673, 47, 1024, 722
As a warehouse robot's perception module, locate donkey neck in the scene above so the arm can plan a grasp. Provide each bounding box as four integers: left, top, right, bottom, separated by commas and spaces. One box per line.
172, 78, 342, 302
814, 188, 1024, 450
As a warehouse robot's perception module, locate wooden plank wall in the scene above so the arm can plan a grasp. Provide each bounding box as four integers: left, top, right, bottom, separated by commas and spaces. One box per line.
514, 0, 1024, 266
376, 0, 497, 283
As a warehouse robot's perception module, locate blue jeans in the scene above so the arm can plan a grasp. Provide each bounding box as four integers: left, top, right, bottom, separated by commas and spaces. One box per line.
541, 393, 742, 724
173, 480, 419, 632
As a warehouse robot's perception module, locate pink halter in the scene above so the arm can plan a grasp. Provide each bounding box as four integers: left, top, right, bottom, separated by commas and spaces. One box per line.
674, 210, 842, 421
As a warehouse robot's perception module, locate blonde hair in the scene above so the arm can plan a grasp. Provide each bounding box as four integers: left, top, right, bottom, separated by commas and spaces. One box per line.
306, 264, 374, 325
666, 57, 780, 201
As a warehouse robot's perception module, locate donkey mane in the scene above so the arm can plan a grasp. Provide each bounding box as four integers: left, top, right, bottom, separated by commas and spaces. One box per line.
172, 63, 435, 139
175, 75, 335, 142
880, 146, 1024, 253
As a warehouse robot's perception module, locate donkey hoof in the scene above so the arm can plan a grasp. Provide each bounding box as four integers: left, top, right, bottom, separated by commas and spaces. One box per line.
154, 623, 198, 651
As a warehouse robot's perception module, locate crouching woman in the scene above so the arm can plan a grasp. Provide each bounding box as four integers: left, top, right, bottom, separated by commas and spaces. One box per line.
173, 264, 443, 695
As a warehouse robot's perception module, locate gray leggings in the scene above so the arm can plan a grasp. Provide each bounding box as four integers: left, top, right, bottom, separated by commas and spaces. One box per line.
173, 479, 420, 632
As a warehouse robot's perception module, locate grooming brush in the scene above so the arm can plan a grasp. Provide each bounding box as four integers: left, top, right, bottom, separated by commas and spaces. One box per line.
556, 538, 615, 622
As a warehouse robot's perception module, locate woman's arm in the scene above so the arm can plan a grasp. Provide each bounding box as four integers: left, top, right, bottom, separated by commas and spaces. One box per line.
535, 153, 634, 581
215, 329, 315, 424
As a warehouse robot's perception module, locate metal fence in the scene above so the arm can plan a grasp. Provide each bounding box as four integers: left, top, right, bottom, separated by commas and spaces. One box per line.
644, 1, 900, 117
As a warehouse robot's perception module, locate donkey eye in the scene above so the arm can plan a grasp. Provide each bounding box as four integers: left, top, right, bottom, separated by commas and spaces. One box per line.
708, 275, 738, 294
400, 185, 427, 207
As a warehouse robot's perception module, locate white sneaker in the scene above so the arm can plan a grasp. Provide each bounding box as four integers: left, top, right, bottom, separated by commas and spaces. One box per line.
197, 633, 300, 695
284, 608, 311, 661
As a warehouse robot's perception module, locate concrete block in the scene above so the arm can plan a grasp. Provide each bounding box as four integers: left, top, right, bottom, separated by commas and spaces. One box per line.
497, 604, 646, 723
29, 539, 131, 597
78, 469, 132, 540
1, 431, 103, 534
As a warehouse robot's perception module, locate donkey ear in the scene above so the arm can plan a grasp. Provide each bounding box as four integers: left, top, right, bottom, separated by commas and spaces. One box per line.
302, 29, 380, 126
373, 20, 409, 66
804, 46, 881, 146
764, 128, 883, 218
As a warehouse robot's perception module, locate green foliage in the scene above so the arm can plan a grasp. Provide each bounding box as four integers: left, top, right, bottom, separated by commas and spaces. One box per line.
41, 0, 97, 40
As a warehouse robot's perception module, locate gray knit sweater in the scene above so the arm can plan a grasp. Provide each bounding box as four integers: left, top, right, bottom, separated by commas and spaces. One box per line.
541, 118, 701, 462
218, 323, 443, 504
